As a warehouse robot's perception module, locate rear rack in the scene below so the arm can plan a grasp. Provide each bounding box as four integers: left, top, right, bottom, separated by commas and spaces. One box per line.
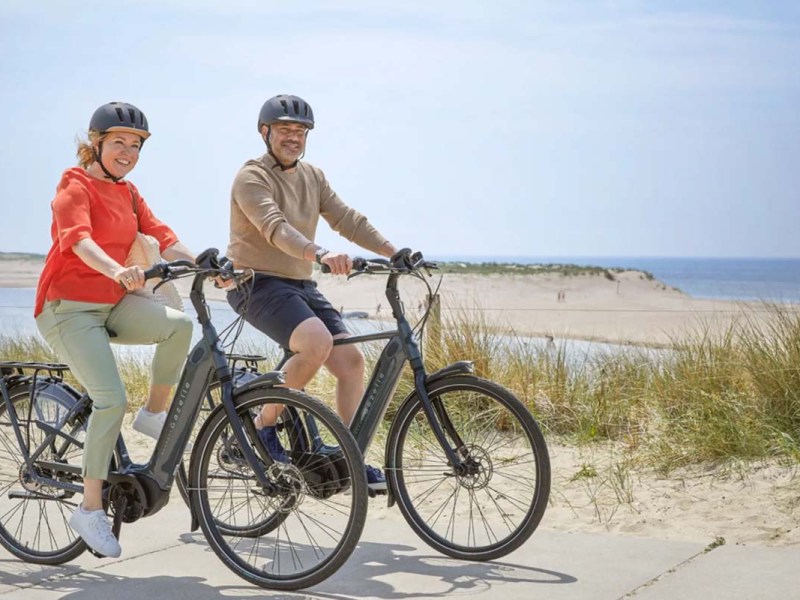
0, 361, 70, 377
226, 354, 269, 373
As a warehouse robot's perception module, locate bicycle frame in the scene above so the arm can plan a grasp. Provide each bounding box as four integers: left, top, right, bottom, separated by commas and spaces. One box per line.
3, 267, 282, 518
278, 269, 473, 470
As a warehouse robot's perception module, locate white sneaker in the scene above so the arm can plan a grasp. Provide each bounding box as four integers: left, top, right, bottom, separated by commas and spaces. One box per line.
132, 408, 166, 440
132, 408, 193, 451
69, 506, 121, 558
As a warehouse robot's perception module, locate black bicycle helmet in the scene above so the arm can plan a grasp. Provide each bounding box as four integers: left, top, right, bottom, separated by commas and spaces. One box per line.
257, 94, 315, 132
89, 102, 151, 140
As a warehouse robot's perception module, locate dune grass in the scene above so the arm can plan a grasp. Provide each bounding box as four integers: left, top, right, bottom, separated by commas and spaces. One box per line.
416, 301, 800, 472
3, 302, 799, 473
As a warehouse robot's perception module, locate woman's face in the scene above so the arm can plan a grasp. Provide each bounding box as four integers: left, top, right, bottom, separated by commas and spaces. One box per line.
95, 131, 142, 179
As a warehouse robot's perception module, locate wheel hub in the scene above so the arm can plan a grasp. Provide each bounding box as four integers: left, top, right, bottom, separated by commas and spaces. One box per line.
18, 462, 54, 494
268, 463, 305, 513
455, 445, 492, 491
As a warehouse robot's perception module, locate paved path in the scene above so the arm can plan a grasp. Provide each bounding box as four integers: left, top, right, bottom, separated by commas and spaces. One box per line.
0, 499, 797, 599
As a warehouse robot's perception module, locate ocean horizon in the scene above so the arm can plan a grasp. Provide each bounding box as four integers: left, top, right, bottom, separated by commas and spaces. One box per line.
2, 254, 799, 303
431, 255, 800, 303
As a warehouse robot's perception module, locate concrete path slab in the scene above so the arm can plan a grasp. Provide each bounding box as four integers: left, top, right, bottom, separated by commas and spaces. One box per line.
0, 499, 795, 600
629, 542, 800, 600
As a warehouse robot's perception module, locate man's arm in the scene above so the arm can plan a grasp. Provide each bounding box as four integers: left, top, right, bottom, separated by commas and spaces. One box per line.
315, 168, 396, 258
271, 222, 320, 262
375, 241, 397, 258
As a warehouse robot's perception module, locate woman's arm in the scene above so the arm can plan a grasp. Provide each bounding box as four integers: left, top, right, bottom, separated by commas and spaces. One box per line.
72, 238, 144, 290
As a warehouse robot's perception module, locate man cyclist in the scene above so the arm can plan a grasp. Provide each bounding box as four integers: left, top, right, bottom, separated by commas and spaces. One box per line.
226, 94, 397, 492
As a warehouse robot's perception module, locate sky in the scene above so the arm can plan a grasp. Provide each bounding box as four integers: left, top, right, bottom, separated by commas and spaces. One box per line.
1, 0, 798, 259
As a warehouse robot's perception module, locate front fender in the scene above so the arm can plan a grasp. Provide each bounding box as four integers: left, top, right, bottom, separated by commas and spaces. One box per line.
425, 361, 474, 385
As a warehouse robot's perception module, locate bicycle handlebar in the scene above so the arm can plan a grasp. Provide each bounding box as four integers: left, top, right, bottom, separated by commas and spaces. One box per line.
142, 248, 246, 284
319, 249, 437, 275
142, 260, 196, 282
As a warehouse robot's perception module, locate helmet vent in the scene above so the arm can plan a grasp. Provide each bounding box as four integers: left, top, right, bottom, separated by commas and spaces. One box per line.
128, 108, 137, 124
279, 99, 289, 114
115, 107, 125, 122
292, 99, 300, 114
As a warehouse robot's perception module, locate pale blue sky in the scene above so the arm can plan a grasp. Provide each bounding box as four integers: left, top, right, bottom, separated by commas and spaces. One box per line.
1, 1, 798, 258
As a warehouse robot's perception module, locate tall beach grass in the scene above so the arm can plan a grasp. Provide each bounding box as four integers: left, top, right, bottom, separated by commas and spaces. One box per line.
3, 302, 799, 472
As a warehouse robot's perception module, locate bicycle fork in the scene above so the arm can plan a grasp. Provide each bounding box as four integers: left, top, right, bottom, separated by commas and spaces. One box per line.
398, 318, 471, 473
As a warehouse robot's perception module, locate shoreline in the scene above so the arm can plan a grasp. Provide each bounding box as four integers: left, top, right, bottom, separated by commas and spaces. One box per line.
1, 258, 792, 347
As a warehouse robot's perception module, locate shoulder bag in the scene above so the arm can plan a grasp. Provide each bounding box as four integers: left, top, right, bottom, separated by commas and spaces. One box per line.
124, 183, 184, 311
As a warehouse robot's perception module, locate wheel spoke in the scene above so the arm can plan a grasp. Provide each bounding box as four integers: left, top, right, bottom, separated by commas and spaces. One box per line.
0, 385, 87, 563
390, 377, 550, 560
192, 388, 367, 590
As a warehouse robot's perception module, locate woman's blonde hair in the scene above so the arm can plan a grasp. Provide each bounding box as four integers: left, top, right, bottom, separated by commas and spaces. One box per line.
76, 131, 104, 169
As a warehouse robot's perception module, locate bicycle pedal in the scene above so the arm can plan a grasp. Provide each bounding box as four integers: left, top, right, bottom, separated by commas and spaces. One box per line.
367, 487, 387, 498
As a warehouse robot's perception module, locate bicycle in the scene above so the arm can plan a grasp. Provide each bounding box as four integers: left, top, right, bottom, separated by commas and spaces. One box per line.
231, 249, 551, 561
0, 250, 368, 590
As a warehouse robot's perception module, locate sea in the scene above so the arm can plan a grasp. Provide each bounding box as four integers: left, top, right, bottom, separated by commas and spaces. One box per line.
433, 256, 800, 303
1, 256, 798, 360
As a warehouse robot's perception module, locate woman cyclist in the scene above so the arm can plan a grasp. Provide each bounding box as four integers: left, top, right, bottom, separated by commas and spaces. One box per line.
34, 102, 195, 558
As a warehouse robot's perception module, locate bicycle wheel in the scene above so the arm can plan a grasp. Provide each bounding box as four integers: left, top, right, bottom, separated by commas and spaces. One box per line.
190, 387, 368, 590
0, 381, 88, 564
386, 375, 550, 561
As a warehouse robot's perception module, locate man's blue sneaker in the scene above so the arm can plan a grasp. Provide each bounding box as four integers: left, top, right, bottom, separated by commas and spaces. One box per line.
365, 464, 387, 492
257, 426, 289, 463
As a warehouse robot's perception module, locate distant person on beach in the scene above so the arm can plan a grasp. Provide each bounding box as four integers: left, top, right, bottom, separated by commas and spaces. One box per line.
33, 102, 196, 558
225, 94, 398, 492
545, 334, 556, 357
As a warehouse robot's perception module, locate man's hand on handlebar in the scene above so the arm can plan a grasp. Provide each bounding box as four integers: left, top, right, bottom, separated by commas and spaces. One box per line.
319, 252, 353, 276
318, 248, 435, 276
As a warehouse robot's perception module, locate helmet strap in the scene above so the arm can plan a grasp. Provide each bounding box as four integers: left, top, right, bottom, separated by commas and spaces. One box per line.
265, 126, 306, 171
93, 141, 123, 183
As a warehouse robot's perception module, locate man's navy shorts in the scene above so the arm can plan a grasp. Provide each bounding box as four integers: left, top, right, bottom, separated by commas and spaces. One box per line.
227, 274, 347, 349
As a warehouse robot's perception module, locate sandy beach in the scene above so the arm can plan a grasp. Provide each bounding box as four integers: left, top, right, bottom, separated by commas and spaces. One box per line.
4, 256, 800, 549
313, 269, 768, 347
0, 256, 775, 346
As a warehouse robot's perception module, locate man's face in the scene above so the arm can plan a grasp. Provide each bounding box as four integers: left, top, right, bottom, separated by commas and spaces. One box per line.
266, 122, 308, 165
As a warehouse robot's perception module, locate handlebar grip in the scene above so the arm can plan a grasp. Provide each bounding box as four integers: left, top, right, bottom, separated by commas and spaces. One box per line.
142, 259, 195, 281
142, 263, 166, 281
195, 248, 220, 270
320, 257, 367, 274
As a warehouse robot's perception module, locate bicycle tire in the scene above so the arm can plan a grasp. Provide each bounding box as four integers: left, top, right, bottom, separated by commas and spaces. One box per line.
190, 387, 368, 590
386, 375, 550, 561
0, 381, 89, 564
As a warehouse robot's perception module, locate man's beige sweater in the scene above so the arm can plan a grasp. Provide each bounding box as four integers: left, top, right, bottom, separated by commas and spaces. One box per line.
226, 154, 388, 279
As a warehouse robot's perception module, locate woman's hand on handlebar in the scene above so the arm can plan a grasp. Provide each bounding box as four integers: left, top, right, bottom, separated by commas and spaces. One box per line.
114, 265, 145, 291
319, 252, 353, 276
